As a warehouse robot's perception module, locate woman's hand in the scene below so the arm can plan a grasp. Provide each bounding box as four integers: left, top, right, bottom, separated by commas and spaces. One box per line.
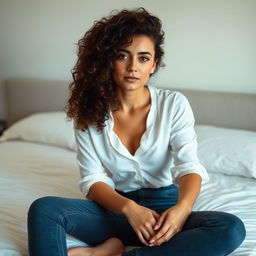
148, 174, 201, 246
123, 201, 160, 245
148, 202, 191, 246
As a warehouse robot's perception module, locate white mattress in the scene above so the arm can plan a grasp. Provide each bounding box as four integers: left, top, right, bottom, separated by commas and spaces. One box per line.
0, 141, 255, 256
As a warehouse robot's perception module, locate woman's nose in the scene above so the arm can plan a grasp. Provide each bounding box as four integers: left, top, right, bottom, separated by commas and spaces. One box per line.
127, 59, 137, 72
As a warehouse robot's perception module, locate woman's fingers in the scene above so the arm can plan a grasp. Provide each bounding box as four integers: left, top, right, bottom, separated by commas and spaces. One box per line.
126, 204, 161, 245
141, 228, 152, 242
144, 223, 157, 238
137, 231, 149, 245
153, 212, 165, 231
152, 210, 160, 220
138, 212, 160, 244
152, 227, 175, 245
146, 218, 158, 236
149, 222, 170, 244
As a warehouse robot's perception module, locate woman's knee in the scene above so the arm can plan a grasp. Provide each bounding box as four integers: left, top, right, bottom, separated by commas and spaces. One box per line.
219, 212, 246, 250
27, 196, 63, 221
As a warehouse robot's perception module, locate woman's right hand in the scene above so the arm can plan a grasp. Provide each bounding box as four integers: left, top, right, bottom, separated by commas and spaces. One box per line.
123, 200, 160, 245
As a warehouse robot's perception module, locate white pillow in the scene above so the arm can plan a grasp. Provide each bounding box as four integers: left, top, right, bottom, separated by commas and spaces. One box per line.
0, 112, 77, 151
195, 125, 256, 179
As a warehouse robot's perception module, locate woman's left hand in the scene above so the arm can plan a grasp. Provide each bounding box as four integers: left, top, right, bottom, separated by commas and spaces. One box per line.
148, 203, 191, 246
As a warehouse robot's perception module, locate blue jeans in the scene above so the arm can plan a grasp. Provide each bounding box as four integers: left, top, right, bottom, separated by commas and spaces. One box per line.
27, 184, 246, 256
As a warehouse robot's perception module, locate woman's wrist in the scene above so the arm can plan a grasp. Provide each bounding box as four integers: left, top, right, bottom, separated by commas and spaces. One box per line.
176, 200, 193, 214
121, 199, 137, 216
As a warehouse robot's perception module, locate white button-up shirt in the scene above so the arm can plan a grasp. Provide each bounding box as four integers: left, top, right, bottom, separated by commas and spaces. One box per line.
74, 85, 209, 198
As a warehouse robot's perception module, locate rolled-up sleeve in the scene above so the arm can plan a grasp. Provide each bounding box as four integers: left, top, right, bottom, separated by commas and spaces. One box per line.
169, 93, 209, 185
74, 128, 115, 198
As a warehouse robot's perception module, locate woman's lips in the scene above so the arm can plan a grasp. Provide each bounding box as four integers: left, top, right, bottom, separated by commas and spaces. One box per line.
124, 76, 139, 83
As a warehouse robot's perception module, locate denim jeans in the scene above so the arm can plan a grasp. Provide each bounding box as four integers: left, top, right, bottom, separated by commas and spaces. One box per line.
27, 184, 246, 256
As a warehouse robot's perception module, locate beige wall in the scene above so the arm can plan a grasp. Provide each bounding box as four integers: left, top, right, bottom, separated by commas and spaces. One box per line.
0, 0, 256, 119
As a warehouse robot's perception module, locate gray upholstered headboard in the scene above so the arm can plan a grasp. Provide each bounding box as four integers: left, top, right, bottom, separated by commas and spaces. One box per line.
4, 78, 256, 131
5, 78, 70, 127
170, 87, 256, 131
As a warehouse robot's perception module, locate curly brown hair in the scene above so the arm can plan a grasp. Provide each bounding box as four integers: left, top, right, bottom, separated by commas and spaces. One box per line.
65, 7, 165, 132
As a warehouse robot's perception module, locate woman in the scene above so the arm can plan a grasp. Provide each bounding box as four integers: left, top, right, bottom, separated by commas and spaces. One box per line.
27, 8, 246, 256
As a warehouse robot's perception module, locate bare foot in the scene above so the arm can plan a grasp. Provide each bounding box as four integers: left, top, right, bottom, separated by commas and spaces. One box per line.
67, 237, 125, 256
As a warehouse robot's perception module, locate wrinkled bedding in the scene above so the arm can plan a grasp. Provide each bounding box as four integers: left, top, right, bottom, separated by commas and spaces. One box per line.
0, 141, 255, 255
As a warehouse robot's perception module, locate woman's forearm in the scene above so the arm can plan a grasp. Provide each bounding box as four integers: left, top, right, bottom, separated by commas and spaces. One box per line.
177, 173, 202, 212
88, 174, 201, 216
88, 181, 135, 215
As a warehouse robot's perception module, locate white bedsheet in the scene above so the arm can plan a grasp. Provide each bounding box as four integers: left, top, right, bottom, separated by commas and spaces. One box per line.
0, 141, 255, 255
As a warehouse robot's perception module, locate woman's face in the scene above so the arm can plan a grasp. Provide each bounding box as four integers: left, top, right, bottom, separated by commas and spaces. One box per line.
112, 35, 157, 91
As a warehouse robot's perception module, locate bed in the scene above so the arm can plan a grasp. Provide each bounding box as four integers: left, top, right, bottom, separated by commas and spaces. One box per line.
0, 78, 255, 256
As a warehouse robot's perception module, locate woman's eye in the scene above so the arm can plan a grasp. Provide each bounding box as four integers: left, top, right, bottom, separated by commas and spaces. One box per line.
140, 56, 150, 62
117, 54, 128, 60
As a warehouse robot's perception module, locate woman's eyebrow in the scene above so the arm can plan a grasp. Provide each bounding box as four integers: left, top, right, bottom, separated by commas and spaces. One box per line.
118, 49, 152, 56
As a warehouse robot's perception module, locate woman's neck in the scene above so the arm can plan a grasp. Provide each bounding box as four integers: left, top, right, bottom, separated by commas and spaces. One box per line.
115, 86, 151, 114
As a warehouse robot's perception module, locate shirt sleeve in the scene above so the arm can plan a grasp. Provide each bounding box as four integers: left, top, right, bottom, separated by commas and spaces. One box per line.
74, 128, 115, 198
169, 92, 209, 185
